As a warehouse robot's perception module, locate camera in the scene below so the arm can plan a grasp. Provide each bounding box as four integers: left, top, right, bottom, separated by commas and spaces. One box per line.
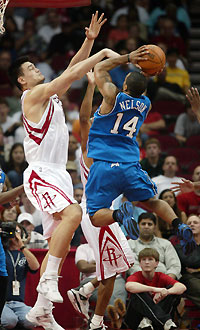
0, 221, 17, 241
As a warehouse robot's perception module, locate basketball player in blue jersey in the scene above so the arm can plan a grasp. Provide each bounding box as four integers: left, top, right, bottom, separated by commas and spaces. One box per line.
85, 50, 196, 255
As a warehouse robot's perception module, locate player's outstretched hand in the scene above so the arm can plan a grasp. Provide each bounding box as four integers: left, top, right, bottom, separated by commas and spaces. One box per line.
171, 178, 194, 194
129, 46, 149, 68
85, 11, 107, 40
186, 87, 200, 121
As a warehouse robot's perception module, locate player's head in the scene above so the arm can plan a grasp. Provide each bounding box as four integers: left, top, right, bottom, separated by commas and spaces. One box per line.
123, 71, 147, 98
8, 56, 45, 91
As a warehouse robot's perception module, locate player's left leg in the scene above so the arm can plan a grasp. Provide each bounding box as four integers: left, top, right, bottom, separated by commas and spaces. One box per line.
89, 276, 116, 330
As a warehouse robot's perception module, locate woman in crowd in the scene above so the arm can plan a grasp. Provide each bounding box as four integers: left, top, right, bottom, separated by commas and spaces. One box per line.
5, 143, 28, 188
158, 189, 187, 239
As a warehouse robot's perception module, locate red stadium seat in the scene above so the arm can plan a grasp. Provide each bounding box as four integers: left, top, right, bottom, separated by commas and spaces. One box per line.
157, 135, 179, 152
151, 100, 185, 116
186, 135, 200, 148
168, 147, 199, 171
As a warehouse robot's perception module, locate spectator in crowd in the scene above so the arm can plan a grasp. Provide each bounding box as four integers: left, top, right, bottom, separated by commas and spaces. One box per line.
5, 143, 28, 188
0, 127, 7, 172
15, 18, 46, 56
147, 67, 185, 103
74, 182, 83, 204
1, 222, 39, 329
152, 155, 183, 196
177, 165, 200, 216
140, 138, 164, 178
75, 243, 127, 308
147, 1, 190, 35
140, 110, 166, 142
158, 189, 187, 239
110, 0, 149, 27
174, 100, 200, 145
47, 17, 76, 58
0, 98, 15, 135
38, 9, 62, 44
128, 22, 147, 47
66, 160, 80, 186
174, 214, 200, 308
1, 205, 20, 222
5, 85, 22, 118
60, 94, 79, 132
150, 18, 187, 57
17, 213, 48, 249
165, 48, 190, 94
109, 47, 135, 90
128, 212, 181, 280
107, 15, 129, 49
124, 248, 186, 330
0, 51, 13, 97
20, 192, 42, 228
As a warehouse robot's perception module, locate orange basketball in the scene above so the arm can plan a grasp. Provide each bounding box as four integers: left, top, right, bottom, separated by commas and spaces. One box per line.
137, 44, 166, 76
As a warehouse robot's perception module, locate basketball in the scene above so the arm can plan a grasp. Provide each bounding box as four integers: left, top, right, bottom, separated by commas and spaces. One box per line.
137, 44, 166, 76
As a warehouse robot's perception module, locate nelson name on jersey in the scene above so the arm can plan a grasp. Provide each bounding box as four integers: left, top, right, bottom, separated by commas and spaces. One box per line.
119, 99, 147, 113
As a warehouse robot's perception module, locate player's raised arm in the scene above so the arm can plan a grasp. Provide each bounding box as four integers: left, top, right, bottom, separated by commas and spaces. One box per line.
80, 71, 96, 154
94, 46, 149, 114
25, 48, 119, 106
68, 11, 107, 69
186, 87, 200, 123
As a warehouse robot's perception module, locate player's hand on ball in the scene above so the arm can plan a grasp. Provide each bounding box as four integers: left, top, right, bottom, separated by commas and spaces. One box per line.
85, 11, 107, 40
129, 46, 149, 67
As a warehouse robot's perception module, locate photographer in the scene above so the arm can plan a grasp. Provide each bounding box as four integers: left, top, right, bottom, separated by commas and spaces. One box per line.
1, 221, 39, 329
0, 169, 23, 330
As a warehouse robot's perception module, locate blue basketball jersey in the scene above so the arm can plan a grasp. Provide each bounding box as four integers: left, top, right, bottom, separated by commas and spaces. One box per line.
87, 92, 151, 163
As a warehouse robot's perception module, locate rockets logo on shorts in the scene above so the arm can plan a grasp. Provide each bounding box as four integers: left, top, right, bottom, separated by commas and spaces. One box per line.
42, 192, 57, 209
102, 246, 122, 267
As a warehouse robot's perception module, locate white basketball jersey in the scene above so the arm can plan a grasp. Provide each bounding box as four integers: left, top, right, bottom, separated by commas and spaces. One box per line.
21, 90, 68, 165
80, 153, 89, 204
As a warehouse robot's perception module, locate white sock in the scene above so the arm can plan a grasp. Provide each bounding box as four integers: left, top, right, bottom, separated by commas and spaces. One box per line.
34, 293, 52, 308
91, 314, 103, 326
45, 255, 62, 274
81, 282, 95, 297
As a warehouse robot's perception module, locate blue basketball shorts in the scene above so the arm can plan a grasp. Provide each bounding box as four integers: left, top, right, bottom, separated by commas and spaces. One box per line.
85, 161, 157, 216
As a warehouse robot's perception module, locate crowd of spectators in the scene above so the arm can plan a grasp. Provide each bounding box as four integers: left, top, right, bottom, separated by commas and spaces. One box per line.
0, 0, 200, 329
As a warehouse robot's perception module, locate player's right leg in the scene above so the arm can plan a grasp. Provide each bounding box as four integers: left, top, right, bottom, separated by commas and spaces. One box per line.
37, 203, 82, 302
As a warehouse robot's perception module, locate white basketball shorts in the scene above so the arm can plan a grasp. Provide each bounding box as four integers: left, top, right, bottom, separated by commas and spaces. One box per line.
80, 202, 135, 281
24, 162, 77, 239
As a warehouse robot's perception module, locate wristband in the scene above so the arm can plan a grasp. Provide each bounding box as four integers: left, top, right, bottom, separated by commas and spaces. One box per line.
127, 54, 131, 63
20, 245, 26, 251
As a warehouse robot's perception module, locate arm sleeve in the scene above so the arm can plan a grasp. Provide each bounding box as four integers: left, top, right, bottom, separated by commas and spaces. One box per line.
174, 114, 186, 136
162, 242, 181, 279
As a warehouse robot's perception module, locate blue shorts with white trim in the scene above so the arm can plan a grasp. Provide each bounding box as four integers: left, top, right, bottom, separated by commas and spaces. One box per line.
86, 161, 157, 216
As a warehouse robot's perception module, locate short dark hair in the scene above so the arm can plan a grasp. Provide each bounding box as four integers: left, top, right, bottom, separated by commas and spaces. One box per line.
138, 212, 157, 225
138, 248, 159, 262
8, 56, 29, 91
126, 71, 147, 98
144, 138, 161, 150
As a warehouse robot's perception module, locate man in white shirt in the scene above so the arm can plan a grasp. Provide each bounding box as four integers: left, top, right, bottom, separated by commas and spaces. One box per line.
152, 156, 183, 197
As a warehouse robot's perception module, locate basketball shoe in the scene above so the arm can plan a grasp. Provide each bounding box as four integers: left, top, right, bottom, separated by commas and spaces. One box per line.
115, 201, 139, 240
36, 272, 63, 303
67, 287, 89, 319
176, 223, 197, 254
26, 303, 64, 330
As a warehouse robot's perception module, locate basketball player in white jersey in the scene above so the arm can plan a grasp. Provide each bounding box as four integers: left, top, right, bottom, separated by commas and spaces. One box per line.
8, 12, 119, 330
67, 72, 135, 330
